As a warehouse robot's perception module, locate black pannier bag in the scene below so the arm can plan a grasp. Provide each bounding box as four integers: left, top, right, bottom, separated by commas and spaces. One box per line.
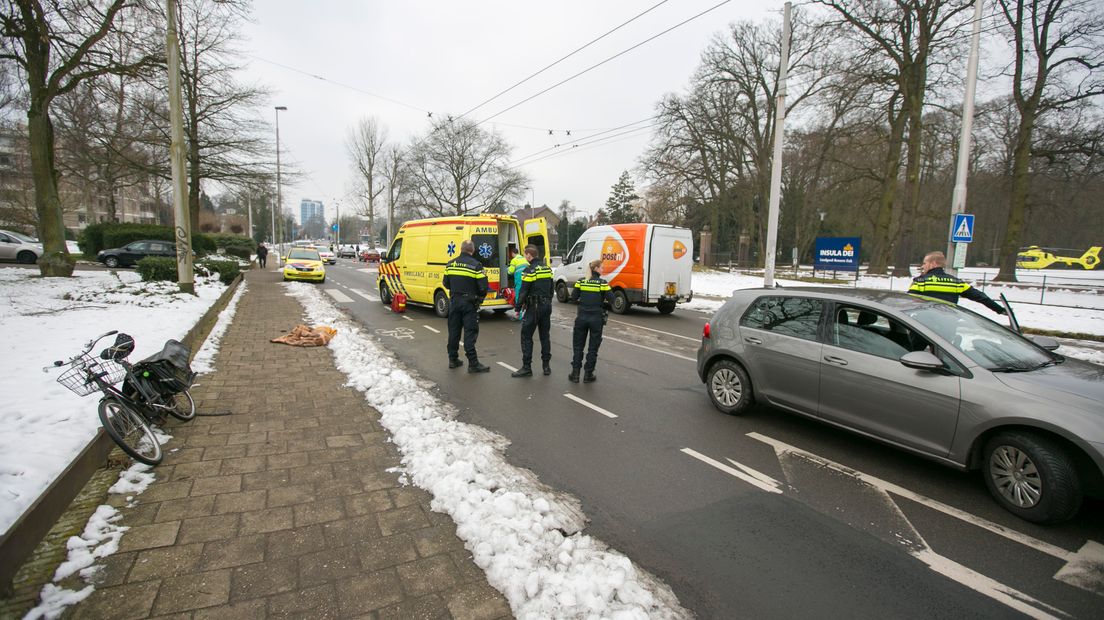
130, 340, 197, 397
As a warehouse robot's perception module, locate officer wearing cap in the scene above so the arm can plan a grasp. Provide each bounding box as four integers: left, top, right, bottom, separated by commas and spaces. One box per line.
511, 244, 554, 377
569, 260, 612, 383
909, 251, 1006, 314
443, 240, 490, 373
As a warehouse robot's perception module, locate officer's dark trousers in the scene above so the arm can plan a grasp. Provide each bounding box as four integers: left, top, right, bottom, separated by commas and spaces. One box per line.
258, 255, 267, 268
447, 298, 480, 362
520, 302, 552, 367
572, 312, 604, 371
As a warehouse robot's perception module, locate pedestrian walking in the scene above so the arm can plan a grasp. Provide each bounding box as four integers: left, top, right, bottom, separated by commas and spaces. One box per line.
256, 243, 269, 269
569, 260, 611, 383
443, 240, 490, 373
511, 245, 554, 378
909, 251, 1006, 314
506, 244, 528, 321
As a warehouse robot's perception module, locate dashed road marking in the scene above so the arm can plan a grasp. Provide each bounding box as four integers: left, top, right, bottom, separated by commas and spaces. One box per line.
351, 288, 375, 301
402, 315, 414, 321
324, 289, 354, 303
563, 393, 617, 419
601, 335, 696, 362
497, 361, 518, 372
424, 325, 441, 334
608, 319, 700, 342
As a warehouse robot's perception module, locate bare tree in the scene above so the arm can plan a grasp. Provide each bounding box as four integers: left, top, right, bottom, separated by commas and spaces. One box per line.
406, 118, 527, 216
0, 0, 158, 276
379, 143, 408, 245
346, 116, 385, 241
992, 0, 1104, 281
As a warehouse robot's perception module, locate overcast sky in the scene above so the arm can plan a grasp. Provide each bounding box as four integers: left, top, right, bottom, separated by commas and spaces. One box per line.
242, 0, 780, 223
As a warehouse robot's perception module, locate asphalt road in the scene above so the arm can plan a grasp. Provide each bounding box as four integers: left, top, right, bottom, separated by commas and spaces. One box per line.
317, 260, 1103, 619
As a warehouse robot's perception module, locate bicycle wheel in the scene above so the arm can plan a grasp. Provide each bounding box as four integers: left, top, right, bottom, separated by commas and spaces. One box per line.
161, 390, 196, 422
98, 398, 163, 465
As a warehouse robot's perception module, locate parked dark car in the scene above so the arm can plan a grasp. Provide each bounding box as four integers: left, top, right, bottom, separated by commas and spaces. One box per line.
697, 287, 1104, 524
97, 240, 177, 268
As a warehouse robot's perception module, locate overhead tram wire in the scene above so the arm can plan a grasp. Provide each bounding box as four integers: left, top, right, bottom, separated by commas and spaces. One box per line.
510, 123, 658, 169
517, 126, 658, 168
459, 0, 672, 119
247, 54, 430, 115
508, 116, 658, 166
476, 0, 733, 128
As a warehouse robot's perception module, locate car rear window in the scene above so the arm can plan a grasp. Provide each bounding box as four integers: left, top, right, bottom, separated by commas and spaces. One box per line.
288, 249, 321, 261
741, 296, 823, 341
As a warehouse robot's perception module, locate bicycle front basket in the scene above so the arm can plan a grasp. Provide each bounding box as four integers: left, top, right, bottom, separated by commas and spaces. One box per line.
57, 354, 126, 396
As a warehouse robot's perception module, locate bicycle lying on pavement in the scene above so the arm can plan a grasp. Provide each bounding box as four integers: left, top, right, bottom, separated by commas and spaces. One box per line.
46, 331, 198, 465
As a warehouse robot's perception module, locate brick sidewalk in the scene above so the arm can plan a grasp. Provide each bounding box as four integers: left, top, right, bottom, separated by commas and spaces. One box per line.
69, 268, 511, 619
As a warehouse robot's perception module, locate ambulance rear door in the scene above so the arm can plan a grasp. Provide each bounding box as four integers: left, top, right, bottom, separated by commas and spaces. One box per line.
522, 217, 550, 261
645, 225, 694, 303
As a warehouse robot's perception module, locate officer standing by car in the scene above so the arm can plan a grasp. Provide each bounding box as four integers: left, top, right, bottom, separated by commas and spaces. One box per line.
909, 251, 1006, 314
443, 240, 490, 373
569, 259, 612, 383
511, 244, 554, 377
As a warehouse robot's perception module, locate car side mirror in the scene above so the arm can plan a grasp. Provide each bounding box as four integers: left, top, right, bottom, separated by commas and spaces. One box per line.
1030, 335, 1060, 351
899, 350, 945, 372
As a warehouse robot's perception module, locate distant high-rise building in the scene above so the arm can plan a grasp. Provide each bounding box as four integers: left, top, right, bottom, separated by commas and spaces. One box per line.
300, 199, 324, 225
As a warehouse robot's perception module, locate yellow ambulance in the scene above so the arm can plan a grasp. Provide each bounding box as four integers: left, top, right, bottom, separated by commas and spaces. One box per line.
377, 214, 550, 316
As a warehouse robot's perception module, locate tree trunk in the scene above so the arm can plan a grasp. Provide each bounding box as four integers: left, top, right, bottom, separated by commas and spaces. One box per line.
867, 107, 908, 275
893, 95, 925, 276
995, 110, 1035, 282
27, 103, 74, 277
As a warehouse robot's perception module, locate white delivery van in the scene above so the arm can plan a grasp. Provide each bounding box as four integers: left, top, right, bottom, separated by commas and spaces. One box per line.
553, 223, 694, 314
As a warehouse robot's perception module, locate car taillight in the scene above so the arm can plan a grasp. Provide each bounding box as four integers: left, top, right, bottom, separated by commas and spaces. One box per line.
703, 322, 711, 339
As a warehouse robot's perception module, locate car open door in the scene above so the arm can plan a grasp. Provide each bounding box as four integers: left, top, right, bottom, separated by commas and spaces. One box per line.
523, 217, 550, 260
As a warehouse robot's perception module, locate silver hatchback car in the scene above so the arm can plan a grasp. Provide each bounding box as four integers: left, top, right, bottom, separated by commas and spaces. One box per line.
697, 288, 1104, 524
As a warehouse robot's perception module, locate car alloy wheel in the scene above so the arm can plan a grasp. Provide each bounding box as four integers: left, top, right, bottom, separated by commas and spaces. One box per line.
105, 257, 119, 268
989, 445, 1042, 509
706, 359, 753, 415
711, 368, 743, 408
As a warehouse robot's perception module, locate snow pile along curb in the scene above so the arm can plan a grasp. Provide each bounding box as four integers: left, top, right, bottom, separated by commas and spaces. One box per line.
191, 281, 248, 374
284, 282, 690, 620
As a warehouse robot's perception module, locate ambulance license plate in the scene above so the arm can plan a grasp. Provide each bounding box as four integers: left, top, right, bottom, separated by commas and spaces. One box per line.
665, 282, 676, 296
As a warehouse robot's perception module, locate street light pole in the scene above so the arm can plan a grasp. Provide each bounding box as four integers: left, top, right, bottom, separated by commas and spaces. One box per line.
946, 0, 985, 274
274, 106, 286, 265
166, 0, 194, 294
763, 1, 791, 289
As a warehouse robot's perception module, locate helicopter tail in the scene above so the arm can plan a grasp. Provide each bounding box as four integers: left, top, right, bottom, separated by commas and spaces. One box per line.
1078, 247, 1101, 270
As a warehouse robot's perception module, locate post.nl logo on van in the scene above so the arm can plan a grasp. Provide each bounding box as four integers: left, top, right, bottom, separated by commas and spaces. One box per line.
600, 236, 628, 276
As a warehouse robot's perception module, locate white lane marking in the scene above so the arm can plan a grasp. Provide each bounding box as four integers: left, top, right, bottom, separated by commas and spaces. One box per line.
601, 335, 695, 362
746, 432, 1076, 562
563, 393, 617, 419
497, 361, 518, 372
402, 315, 414, 321
726, 458, 785, 490
324, 289, 354, 303
913, 548, 1064, 620
680, 448, 782, 494
423, 325, 441, 334
608, 319, 700, 342
351, 288, 375, 301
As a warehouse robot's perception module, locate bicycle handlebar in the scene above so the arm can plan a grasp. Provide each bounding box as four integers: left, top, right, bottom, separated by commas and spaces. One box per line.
43, 329, 120, 373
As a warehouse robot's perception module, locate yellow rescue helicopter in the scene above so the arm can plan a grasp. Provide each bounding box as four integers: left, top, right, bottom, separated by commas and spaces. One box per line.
1016, 246, 1101, 270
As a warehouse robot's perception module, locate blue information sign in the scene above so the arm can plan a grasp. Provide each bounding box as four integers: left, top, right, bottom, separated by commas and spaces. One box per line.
815, 237, 861, 271
950, 213, 974, 243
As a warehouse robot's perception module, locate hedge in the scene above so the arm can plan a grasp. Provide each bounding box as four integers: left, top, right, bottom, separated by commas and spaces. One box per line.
79, 223, 216, 256
136, 256, 178, 282
199, 259, 241, 285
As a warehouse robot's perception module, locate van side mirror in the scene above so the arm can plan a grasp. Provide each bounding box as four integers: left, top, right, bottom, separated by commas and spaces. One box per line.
899, 350, 945, 372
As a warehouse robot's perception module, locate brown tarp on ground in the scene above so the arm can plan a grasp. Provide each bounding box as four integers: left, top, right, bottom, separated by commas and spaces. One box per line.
271, 324, 337, 347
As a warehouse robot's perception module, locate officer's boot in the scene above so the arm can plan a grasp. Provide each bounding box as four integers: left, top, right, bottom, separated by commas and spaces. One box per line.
448, 358, 463, 369
542, 362, 551, 376
511, 365, 533, 378
568, 369, 580, 383
583, 370, 597, 383
468, 360, 490, 373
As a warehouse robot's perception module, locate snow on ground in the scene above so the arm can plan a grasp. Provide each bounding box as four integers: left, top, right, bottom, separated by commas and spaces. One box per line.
689, 267, 1104, 344
0, 269, 225, 535
25, 464, 160, 619
284, 282, 690, 620
191, 281, 248, 375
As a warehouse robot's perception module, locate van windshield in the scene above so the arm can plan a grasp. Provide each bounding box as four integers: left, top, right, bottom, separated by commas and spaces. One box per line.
471, 235, 499, 268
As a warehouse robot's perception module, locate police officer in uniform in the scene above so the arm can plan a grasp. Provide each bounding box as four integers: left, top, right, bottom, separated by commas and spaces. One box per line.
909, 251, 1006, 314
511, 244, 554, 377
569, 260, 611, 383
443, 240, 491, 373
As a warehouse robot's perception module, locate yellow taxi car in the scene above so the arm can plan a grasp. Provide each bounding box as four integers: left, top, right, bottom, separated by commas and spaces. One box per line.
283, 247, 326, 283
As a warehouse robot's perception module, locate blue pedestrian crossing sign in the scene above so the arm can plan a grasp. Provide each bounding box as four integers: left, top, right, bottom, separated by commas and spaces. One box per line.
950, 213, 974, 243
